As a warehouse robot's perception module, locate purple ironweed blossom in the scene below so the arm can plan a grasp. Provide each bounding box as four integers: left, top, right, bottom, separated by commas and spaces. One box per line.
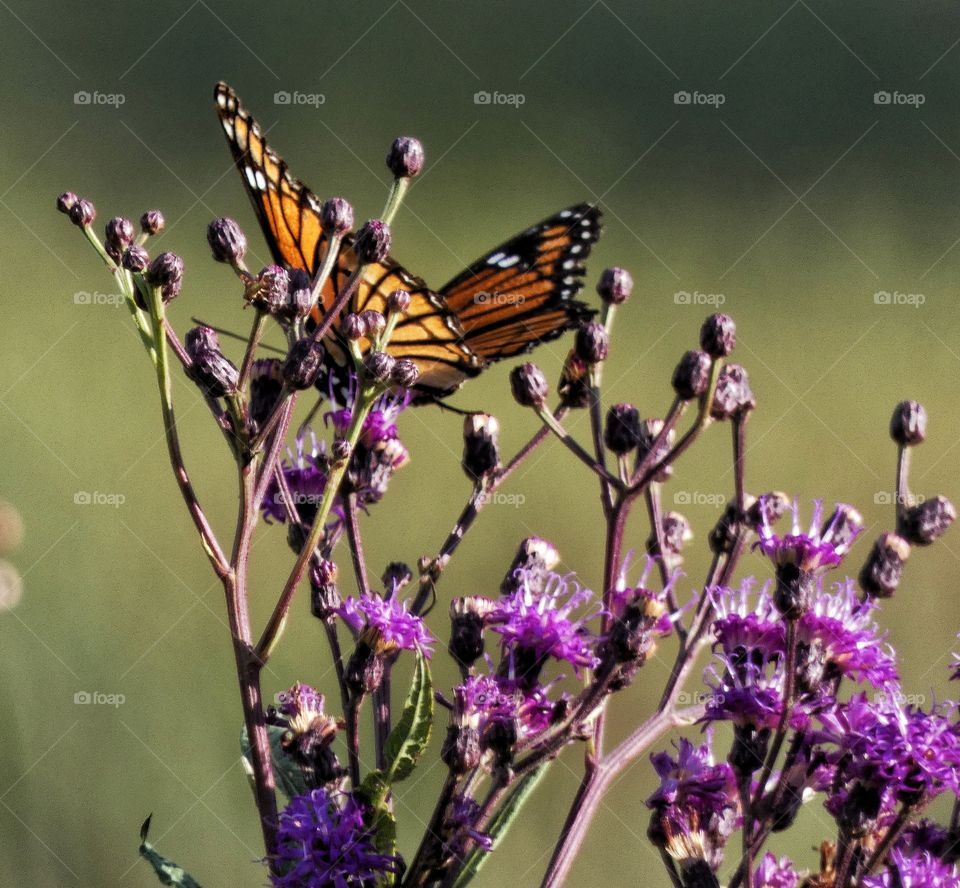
862, 848, 959, 887
756, 498, 860, 574
610, 553, 680, 637
338, 593, 434, 657
324, 372, 411, 450
261, 430, 336, 527
647, 730, 739, 871
453, 668, 558, 739
703, 657, 787, 731
272, 788, 401, 888
272, 684, 344, 786
818, 693, 960, 810
754, 853, 800, 888
490, 569, 602, 675
709, 580, 783, 659
443, 795, 493, 860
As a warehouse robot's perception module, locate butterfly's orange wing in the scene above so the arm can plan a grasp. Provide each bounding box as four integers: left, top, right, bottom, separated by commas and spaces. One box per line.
214, 82, 478, 397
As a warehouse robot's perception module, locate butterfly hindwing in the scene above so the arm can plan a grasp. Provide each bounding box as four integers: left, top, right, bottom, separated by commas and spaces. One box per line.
439, 204, 600, 362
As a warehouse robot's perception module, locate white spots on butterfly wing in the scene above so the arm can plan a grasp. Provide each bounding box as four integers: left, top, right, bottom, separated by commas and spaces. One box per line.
221, 119, 234, 137
569, 244, 583, 255
559, 209, 573, 218
244, 166, 257, 189
486, 251, 505, 265
254, 170, 267, 191
497, 254, 521, 269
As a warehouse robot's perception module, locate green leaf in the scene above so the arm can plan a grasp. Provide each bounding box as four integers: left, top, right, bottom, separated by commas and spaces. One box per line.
383, 648, 433, 783
451, 766, 549, 888
356, 771, 398, 862
138, 815, 203, 887
240, 723, 309, 800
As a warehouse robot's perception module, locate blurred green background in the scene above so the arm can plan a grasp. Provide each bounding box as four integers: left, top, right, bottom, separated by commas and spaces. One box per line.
2, 1, 960, 885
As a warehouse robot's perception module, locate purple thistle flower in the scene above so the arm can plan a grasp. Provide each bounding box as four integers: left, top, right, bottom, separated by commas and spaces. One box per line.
754, 853, 800, 888
444, 795, 493, 858
261, 430, 334, 526
709, 580, 784, 659
453, 669, 558, 742
490, 570, 602, 673
703, 656, 787, 730
756, 498, 859, 574
610, 553, 682, 637
338, 593, 434, 657
862, 848, 959, 887
272, 788, 401, 888
324, 372, 411, 449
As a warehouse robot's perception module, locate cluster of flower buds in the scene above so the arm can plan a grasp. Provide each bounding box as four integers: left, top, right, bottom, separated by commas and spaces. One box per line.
860, 401, 955, 597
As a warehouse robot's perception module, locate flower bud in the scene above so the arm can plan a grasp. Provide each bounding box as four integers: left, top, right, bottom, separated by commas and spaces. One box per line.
185, 325, 239, 397
745, 491, 789, 530
709, 504, 741, 555
254, 265, 290, 313
146, 251, 184, 302
557, 350, 592, 409
140, 209, 165, 236
249, 359, 284, 428
596, 267, 633, 305
574, 322, 609, 364
501, 537, 559, 597
462, 413, 500, 479
700, 313, 736, 358
207, 217, 247, 264
822, 503, 864, 553
342, 313, 366, 341
121, 244, 149, 273
672, 349, 712, 400
382, 562, 412, 593
386, 136, 424, 178
510, 363, 548, 408
710, 363, 755, 420
346, 641, 385, 695
320, 197, 354, 236
283, 338, 325, 390
449, 596, 497, 668
890, 400, 926, 447
390, 358, 419, 389
387, 288, 411, 313
362, 350, 395, 384
284, 286, 314, 322
354, 219, 391, 264
658, 511, 693, 558
903, 495, 955, 546
68, 198, 96, 227
359, 310, 386, 338
604, 403, 641, 454
105, 217, 135, 261
56, 192, 78, 214
859, 532, 911, 597
310, 560, 341, 620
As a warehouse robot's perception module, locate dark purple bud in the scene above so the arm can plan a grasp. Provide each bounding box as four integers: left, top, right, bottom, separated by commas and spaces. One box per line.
185, 326, 239, 397
822, 503, 864, 552
672, 349, 712, 400
510, 363, 548, 408
746, 491, 789, 531
362, 350, 395, 384
249, 359, 284, 428
903, 495, 955, 546
462, 413, 500, 480
386, 136, 425, 178
382, 561, 412, 593
710, 363, 755, 420
390, 358, 419, 389
359, 310, 386, 338
284, 287, 314, 322
709, 504, 741, 555
342, 313, 366, 341
387, 288, 411, 314
121, 244, 150, 273
56, 192, 78, 214
500, 537, 559, 597
859, 533, 911, 597
596, 267, 633, 305
574, 322, 609, 364
310, 559, 341, 620
448, 597, 497, 669
207, 217, 247, 264
139, 210, 165, 236
320, 197, 354, 236
255, 265, 290, 313
890, 400, 927, 446
604, 403, 641, 454
105, 216, 135, 250
354, 219, 391, 264
346, 641, 385, 695
68, 198, 96, 227
700, 313, 737, 358
558, 350, 592, 409
283, 338, 325, 390
146, 251, 184, 302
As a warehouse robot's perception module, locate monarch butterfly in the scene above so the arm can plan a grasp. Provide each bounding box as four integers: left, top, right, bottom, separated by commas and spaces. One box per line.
214, 82, 601, 401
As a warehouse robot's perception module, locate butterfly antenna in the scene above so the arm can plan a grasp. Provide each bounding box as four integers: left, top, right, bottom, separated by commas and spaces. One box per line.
189, 317, 286, 355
